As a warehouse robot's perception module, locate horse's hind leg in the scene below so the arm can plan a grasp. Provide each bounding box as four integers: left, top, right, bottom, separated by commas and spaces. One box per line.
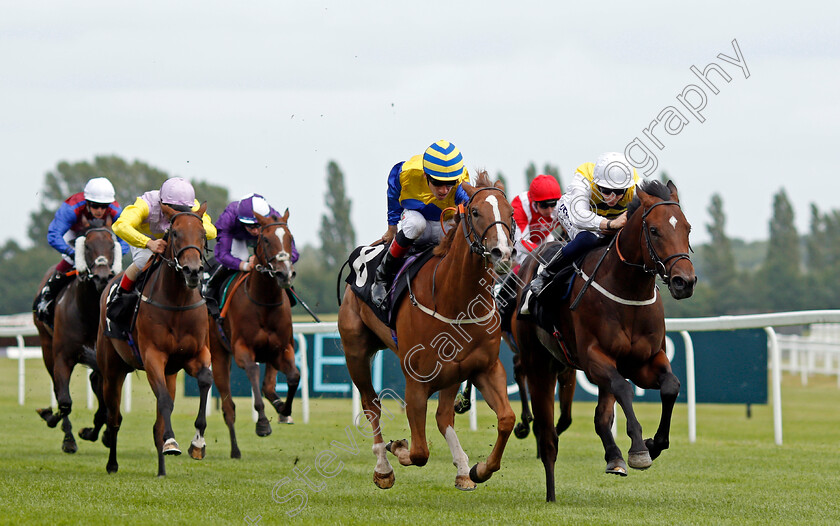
555, 367, 576, 436
524, 355, 559, 502
267, 340, 301, 424
212, 346, 241, 458
469, 358, 515, 484
436, 384, 475, 491
60, 415, 77, 454
52, 351, 77, 452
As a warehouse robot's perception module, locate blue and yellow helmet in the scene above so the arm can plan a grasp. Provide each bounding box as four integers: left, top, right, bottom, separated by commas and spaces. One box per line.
422, 140, 465, 182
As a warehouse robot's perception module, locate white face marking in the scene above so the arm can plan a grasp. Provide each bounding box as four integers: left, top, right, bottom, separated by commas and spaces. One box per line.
273, 228, 293, 273
669, 216, 678, 229
485, 195, 509, 250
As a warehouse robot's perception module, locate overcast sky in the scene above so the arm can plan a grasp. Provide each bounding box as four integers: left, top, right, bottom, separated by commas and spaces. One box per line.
2, 1, 839, 250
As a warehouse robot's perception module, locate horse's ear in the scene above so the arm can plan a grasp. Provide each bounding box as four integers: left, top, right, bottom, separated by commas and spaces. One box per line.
666, 180, 679, 203
494, 179, 506, 192
80, 214, 91, 230
282, 208, 290, 222
461, 181, 477, 197
104, 214, 113, 227
254, 210, 268, 225
197, 201, 208, 217
161, 203, 176, 218
636, 185, 657, 209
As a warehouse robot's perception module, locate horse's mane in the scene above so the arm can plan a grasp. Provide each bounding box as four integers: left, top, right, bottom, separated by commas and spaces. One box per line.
433, 169, 494, 257
626, 179, 672, 218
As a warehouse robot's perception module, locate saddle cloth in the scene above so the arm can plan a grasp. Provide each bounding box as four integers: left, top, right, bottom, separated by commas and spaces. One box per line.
345, 243, 437, 329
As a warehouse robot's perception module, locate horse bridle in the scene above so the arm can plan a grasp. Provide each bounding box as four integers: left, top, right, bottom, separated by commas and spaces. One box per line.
159, 211, 207, 272
77, 226, 117, 281
458, 187, 514, 260
620, 200, 692, 285
253, 222, 293, 279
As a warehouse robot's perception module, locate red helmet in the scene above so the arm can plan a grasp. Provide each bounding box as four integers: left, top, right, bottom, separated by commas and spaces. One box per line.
528, 174, 561, 202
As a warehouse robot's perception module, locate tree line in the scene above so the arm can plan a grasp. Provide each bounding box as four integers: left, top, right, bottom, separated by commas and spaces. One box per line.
0, 155, 837, 317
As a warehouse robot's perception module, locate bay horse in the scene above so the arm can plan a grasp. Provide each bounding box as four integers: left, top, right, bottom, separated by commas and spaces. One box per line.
514, 179, 695, 502
338, 171, 516, 491
96, 203, 214, 476
209, 209, 300, 459
33, 219, 121, 453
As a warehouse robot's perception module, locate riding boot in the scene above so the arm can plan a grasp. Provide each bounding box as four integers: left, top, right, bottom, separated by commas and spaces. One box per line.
34, 270, 74, 323
105, 286, 136, 337
530, 249, 572, 299
371, 252, 405, 311
371, 233, 413, 311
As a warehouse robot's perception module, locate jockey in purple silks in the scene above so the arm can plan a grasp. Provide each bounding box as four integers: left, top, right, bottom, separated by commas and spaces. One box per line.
205, 193, 299, 314
34, 177, 130, 322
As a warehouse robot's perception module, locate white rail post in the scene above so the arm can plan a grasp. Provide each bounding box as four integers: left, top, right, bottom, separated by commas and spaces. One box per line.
469, 381, 477, 432
765, 327, 783, 445
17, 335, 26, 406
87, 369, 94, 409
123, 374, 132, 413
352, 384, 362, 425
682, 331, 696, 443
295, 333, 310, 424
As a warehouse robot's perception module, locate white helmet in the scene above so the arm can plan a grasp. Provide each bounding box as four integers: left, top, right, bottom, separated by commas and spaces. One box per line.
83, 177, 116, 204
593, 152, 635, 190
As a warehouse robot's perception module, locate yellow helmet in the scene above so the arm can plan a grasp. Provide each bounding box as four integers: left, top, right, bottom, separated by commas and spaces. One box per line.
422, 140, 465, 183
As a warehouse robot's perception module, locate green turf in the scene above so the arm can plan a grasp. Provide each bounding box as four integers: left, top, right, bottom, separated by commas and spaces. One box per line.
1, 357, 839, 525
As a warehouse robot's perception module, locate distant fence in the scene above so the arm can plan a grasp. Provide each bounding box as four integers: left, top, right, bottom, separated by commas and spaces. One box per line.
5, 310, 840, 446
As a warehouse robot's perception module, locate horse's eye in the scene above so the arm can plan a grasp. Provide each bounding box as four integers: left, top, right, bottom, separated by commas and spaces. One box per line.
650, 226, 659, 237
471, 208, 479, 218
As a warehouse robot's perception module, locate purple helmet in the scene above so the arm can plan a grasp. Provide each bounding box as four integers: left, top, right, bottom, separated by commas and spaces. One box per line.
237, 193, 271, 224
159, 177, 195, 207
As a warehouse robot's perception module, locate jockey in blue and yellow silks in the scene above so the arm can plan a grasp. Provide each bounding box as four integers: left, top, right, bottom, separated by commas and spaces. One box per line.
530, 152, 639, 298
371, 140, 470, 310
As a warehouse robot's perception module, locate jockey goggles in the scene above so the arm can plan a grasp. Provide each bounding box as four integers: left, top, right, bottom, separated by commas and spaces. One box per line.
536, 199, 558, 209
426, 176, 456, 189
596, 185, 626, 197
87, 201, 110, 210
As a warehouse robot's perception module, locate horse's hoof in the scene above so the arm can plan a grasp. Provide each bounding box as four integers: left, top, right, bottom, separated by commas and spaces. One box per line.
453, 394, 471, 415
513, 421, 530, 439
162, 438, 181, 456
106, 463, 118, 474
373, 470, 395, 489
79, 427, 97, 441
188, 444, 206, 460
36, 407, 53, 422
455, 474, 477, 491
385, 439, 407, 455
628, 450, 652, 470
606, 458, 628, 476
278, 415, 294, 424
231, 448, 241, 460
62, 438, 78, 454
469, 462, 491, 484
256, 420, 272, 437
644, 437, 667, 460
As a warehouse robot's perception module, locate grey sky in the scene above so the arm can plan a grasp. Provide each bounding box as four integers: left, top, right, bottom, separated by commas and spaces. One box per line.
2, 1, 838, 250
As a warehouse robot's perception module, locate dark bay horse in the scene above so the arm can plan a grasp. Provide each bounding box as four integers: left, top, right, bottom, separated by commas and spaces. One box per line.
209, 209, 300, 458
34, 220, 121, 453
97, 203, 213, 476
514, 179, 696, 502
339, 171, 516, 491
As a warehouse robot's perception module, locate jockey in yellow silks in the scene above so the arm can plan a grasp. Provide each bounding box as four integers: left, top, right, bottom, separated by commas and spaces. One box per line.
371, 140, 470, 310
530, 152, 639, 298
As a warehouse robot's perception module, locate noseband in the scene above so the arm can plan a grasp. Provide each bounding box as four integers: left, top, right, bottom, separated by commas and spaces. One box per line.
619, 200, 692, 285
253, 222, 293, 279
458, 187, 513, 260
160, 212, 207, 273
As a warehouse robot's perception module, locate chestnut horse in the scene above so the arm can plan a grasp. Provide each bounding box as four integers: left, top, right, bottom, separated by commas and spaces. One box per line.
34, 221, 121, 453
97, 204, 213, 476
514, 179, 695, 502
339, 171, 516, 491
209, 209, 300, 458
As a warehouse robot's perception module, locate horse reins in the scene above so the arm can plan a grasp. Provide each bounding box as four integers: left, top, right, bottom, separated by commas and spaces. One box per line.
615, 200, 692, 286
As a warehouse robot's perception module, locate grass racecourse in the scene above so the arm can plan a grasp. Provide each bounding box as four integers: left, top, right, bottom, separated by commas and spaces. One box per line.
1, 358, 839, 525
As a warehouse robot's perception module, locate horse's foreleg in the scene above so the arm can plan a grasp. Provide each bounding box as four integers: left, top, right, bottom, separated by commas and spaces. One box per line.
512, 351, 534, 439
268, 342, 300, 424
593, 389, 625, 475
188, 364, 212, 460
101, 364, 126, 474
436, 385, 475, 491
146, 358, 179, 477
633, 351, 679, 462
606, 372, 650, 470
556, 367, 576, 436
237, 348, 271, 437
80, 369, 106, 442
469, 359, 515, 484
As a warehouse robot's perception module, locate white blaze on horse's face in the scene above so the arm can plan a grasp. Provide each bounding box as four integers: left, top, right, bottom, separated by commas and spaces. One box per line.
273, 228, 294, 275
669, 216, 678, 229
485, 195, 512, 257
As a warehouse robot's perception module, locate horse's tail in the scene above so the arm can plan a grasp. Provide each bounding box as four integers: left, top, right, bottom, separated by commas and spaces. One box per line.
335, 257, 352, 308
